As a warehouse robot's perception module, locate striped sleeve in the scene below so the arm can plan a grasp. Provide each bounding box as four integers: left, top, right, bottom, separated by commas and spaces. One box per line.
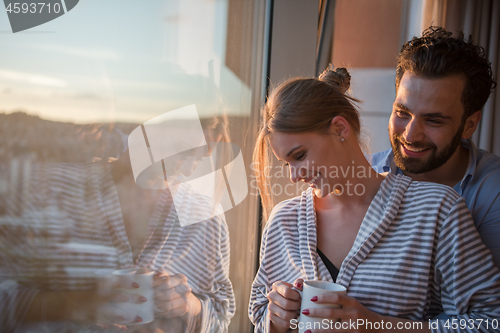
248, 194, 324, 333
433, 196, 500, 333
249, 208, 274, 333
138, 187, 235, 333
195, 213, 235, 333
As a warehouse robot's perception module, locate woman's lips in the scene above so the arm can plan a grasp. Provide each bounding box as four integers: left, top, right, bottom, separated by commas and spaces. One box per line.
302, 174, 319, 186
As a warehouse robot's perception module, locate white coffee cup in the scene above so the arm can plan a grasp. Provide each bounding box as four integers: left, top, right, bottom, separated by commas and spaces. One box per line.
112, 268, 155, 325
293, 280, 346, 333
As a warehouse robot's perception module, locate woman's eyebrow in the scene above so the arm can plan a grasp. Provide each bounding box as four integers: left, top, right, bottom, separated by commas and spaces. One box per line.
286, 146, 302, 157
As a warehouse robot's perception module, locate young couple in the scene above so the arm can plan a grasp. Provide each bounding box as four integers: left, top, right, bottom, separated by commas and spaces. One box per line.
249, 27, 500, 333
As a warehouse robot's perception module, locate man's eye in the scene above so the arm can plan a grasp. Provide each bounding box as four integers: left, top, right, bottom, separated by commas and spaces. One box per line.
396, 111, 410, 118
426, 119, 443, 125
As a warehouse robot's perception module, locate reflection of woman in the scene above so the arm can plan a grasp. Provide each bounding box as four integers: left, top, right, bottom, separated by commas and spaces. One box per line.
249, 68, 500, 333
0, 117, 234, 333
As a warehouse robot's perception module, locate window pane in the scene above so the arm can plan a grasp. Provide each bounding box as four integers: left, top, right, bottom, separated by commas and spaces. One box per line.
0, 1, 265, 332
330, 0, 404, 154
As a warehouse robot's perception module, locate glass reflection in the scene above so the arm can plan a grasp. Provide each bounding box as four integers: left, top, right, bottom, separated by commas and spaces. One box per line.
0, 75, 236, 332
0, 0, 264, 331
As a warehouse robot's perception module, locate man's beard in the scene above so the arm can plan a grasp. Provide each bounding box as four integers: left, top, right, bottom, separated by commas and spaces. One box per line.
390, 123, 464, 174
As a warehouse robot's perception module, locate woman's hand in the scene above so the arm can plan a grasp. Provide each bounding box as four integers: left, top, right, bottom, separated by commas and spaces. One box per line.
267, 278, 303, 333
300, 292, 382, 332
153, 270, 201, 319
90, 279, 146, 327
300, 293, 429, 333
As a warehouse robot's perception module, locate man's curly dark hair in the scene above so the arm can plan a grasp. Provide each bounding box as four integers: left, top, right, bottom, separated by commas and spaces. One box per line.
396, 26, 496, 119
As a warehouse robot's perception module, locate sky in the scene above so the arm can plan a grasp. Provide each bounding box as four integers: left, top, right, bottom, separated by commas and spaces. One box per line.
0, 0, 251, 124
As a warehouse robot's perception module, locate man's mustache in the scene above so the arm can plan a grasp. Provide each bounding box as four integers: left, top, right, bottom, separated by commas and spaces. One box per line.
393, 134, 437, 150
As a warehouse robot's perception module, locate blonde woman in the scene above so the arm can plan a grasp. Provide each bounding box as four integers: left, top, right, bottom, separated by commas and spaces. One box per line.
249, 67, 500, 333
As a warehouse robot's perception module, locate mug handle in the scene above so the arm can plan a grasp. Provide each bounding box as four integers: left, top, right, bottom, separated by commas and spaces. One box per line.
291, 286, 303, 298
291, 286, 304, 333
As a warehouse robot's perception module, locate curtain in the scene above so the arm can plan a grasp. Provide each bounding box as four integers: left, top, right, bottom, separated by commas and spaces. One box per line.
422, 0, 500, 156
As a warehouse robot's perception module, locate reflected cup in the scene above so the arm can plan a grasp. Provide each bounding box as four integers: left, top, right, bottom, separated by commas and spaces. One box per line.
112, 268, 155, 325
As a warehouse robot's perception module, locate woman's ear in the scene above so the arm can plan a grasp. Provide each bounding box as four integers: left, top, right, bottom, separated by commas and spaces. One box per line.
329, 116, 350, 141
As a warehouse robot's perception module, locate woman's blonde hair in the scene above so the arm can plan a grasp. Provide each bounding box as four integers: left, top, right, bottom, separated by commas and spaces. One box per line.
253, 67, 361, 221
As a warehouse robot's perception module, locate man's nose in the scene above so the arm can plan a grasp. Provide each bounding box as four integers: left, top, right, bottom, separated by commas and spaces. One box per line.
403, 118, 425, 143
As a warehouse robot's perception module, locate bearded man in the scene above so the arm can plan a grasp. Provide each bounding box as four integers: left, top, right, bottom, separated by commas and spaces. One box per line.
370, 26, 500, 267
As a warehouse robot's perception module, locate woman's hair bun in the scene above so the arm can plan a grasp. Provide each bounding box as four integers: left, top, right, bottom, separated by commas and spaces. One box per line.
319, 65, 351, 94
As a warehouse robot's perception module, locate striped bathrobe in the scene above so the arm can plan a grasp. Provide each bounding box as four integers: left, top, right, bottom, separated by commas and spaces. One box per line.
0, 162, 234, 333
249, 173, 500, 333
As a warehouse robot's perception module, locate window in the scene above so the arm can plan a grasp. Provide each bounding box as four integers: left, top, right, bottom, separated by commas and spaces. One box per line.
0, 0, 266, 331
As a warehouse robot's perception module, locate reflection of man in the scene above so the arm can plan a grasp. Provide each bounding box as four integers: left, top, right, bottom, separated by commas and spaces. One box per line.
370, 27, 500, 267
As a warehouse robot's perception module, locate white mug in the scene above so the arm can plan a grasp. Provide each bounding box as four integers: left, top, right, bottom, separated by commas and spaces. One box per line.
293, 280, 346, 333
112, 268, 155, 325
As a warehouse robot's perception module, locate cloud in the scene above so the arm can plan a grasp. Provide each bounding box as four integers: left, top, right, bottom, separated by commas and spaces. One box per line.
0, 87, 12, 94
0, 69, 67, 87
51, 91, 107, 101
30, 44, 120, 60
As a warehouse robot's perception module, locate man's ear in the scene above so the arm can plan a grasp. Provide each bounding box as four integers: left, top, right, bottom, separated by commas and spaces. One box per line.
329, 116, 350, 140
462, 110, 481, 139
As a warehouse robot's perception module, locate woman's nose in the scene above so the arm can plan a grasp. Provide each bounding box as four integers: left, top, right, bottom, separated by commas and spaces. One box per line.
289, 165, 302, 183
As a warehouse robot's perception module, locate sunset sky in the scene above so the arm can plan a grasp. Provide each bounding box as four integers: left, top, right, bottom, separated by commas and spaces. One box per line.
0, 0, 251, 124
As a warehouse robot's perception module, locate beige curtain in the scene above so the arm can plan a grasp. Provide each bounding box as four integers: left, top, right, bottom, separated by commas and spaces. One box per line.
423, 0, 500, 156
